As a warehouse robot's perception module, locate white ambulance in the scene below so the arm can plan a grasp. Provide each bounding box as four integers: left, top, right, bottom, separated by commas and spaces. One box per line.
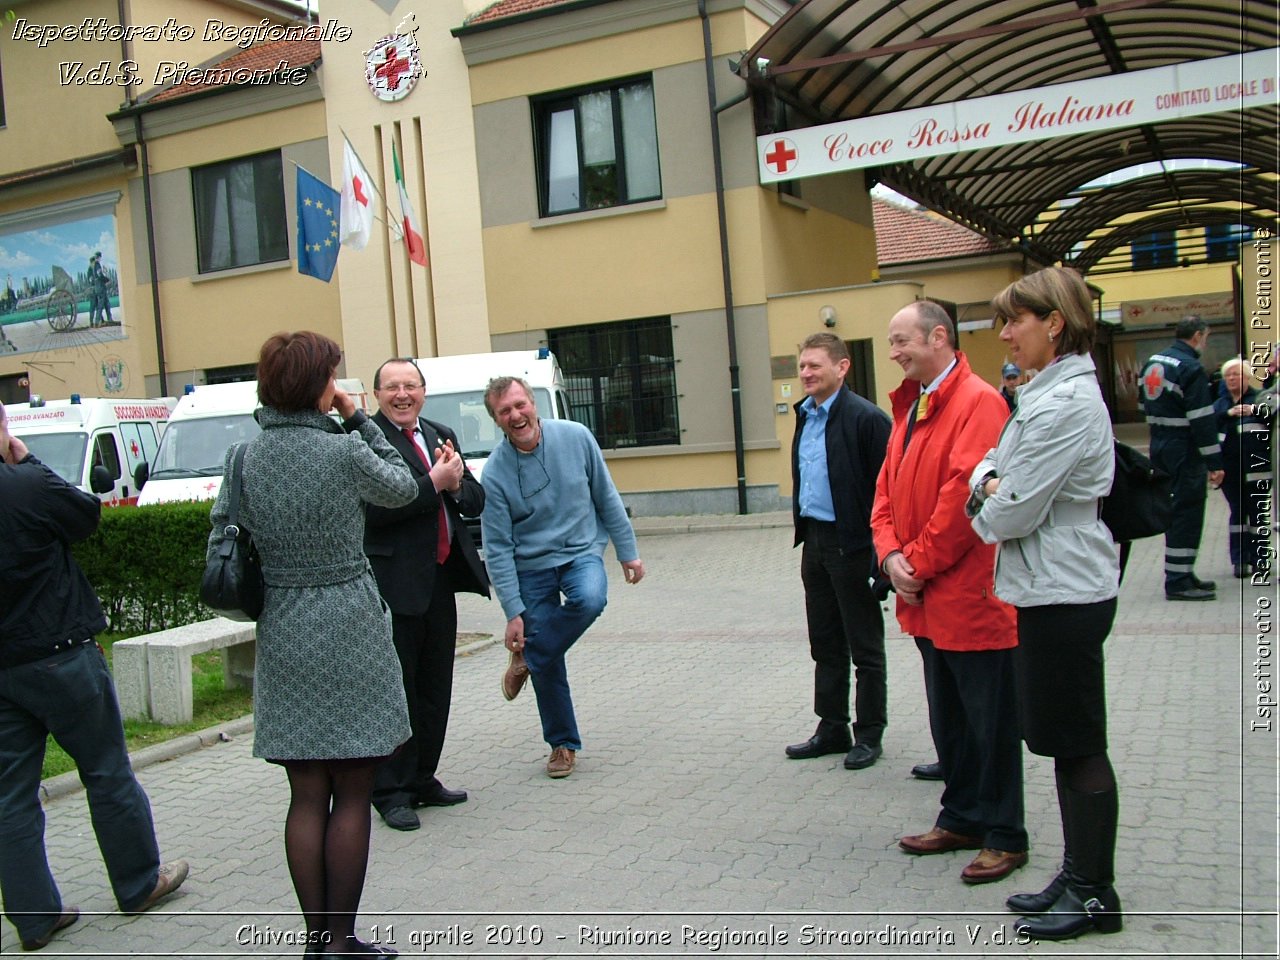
136, 378, 371, 506
413, 348, 572, 483
6, 395, 177, 505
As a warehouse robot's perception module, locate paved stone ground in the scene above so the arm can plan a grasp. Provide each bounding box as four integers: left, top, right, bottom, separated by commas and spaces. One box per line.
5, 494, 1277, 958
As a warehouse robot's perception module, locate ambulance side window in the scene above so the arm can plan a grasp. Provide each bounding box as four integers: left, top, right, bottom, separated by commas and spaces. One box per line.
92, 432, 122, 481
118, 423, 156, 476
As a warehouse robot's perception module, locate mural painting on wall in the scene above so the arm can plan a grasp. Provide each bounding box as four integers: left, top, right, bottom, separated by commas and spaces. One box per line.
0, 212, 127, 358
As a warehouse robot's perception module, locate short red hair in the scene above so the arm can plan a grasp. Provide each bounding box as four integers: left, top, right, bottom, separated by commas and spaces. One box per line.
256, 331, 341, 412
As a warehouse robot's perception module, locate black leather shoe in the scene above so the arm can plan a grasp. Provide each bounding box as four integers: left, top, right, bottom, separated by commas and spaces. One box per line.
415, 781, 468, 807
1166, 586, 1215, 601
381, 806, 420, 831
1193, 576, 1217, 591
843, 742, 882, 770
1007, 870, 1069, 913
785, 732, 852, 760
911, 761, 943, 781
1014, 882, 1122, 940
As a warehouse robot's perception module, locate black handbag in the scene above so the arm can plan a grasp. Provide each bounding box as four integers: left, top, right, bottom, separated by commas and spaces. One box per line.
1101, 439, 1173, 543
200, 442, 265, 621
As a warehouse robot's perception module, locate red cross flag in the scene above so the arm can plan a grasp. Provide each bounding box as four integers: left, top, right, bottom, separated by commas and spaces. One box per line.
764, 138, 798, 176
340, 139, 374, 251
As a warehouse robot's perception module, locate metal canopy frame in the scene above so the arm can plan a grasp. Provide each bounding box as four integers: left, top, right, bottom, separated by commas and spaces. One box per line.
739, 0, 1278, 272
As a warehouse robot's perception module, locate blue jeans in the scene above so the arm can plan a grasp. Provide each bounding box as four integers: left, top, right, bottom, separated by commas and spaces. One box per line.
518, 554, 608, 751
0, 644, 160, 942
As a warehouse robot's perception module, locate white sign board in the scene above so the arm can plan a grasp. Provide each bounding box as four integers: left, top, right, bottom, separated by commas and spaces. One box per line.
757, 48, 1278, 183
1120, 292, 1236, 327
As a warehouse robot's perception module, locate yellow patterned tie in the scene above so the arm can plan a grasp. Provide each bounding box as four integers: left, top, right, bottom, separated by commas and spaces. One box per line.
916, 392, 930, 420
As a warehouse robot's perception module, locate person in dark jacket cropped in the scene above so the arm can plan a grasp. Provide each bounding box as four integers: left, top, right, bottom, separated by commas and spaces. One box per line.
0, 402, 187, 952
1139, 316, 1225, 600
785, 333, 892, 770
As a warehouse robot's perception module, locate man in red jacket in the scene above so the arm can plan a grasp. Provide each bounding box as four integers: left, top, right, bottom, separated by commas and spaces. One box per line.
871, 301, 1028, 885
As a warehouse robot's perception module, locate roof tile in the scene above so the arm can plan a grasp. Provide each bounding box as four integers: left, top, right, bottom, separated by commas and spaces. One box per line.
467, 0, 582, 26
873, 198, 1004, 265
145, 38, 320, 104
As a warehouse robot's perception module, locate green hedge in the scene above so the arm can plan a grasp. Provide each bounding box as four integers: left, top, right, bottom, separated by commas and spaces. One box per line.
73, 501, 214, 634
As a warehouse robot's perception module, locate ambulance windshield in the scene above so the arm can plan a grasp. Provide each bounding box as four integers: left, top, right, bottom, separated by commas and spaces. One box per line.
149, 414, 261, 479
423, 388, 550, 460
14, 432, 87, 485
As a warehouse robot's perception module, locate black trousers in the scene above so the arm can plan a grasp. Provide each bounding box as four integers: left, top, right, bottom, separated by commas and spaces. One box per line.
1221, 480, 1267, 568
800, 525, 887, 745
372, 565, 458, 814
1151, 438, 1208, 591
916, 637, 1027, 853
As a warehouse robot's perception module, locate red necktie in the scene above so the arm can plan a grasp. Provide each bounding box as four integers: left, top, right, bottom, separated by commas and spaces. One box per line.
403, 427, 451, 565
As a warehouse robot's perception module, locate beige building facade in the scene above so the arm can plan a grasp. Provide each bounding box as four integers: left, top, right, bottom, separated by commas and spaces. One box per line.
4, 0, 1267, 513
0, 0, 314, 402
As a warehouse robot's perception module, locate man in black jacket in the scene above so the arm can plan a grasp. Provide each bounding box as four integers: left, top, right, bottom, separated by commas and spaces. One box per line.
785, 333, 892, 770
0, 402, 187, 951
365, 359, 490, 831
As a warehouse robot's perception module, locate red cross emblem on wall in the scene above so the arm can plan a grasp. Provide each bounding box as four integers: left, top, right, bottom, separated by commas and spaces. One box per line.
1142, 363, 1165, 400
374, 45, 411, 92
765, 138, 798, 175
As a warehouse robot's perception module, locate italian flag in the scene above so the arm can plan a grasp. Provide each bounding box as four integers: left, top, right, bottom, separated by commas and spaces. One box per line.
392, 142, 427, 266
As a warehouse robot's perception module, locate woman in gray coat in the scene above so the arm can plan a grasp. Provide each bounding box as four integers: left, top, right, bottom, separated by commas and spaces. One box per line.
967, 268, 1122, 942
208, 331, 416, 957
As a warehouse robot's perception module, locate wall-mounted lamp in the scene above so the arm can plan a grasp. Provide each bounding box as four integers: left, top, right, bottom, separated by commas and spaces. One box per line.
819, 305, 837, 328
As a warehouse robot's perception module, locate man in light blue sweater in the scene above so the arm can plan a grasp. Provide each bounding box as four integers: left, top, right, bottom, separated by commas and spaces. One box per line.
481, 376, 645, 779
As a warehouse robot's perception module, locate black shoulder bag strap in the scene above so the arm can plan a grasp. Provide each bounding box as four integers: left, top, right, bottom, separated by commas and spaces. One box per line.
217, 442, 249, 556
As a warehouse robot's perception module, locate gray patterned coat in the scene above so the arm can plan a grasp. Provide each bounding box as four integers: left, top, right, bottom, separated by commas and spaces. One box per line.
207, 407, 418, 761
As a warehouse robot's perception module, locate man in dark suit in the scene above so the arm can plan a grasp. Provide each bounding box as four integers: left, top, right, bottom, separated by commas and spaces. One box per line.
365, 358, 489, 831
786, 333, 891, 771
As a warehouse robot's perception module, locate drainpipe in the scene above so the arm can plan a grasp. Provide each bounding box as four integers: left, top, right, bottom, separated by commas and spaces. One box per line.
699, 0, 748, 515
120, 0, 168, 396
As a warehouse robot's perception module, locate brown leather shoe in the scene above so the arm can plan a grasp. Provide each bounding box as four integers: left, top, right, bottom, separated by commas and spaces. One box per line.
546, 747, 575, 779
501, 650, 529, 701
899, 827, 983, 855
961, 848, 1029, 884
124, 860, 189, 914
20, 907, 78, 951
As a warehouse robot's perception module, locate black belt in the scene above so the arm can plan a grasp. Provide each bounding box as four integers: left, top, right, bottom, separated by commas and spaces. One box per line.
0, 636, 94, 670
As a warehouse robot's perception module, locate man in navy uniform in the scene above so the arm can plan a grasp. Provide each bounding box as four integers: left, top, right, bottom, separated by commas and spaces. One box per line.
1139, 316, 1225, 601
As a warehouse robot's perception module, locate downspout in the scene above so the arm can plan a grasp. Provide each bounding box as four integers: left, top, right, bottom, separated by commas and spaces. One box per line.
120, 0, 168, 396
699, 0, 748, 515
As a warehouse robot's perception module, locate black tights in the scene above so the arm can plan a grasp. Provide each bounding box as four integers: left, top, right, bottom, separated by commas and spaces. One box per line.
283, 760, 377, 952
1054, 751, 1118, 885
1055, 752, 1115, 793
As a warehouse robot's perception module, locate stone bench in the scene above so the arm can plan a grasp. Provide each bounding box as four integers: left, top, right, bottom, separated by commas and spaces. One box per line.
113, 618, 255, 725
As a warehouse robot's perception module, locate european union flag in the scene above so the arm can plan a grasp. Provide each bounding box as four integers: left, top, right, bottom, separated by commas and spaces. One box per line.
296, 167, 341, 282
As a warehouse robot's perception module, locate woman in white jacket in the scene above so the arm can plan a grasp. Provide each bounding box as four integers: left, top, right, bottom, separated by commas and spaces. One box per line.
967, 267, 1122, 941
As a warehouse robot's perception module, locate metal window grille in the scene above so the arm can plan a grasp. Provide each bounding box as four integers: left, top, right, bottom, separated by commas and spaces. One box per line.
549, 317, 679, 450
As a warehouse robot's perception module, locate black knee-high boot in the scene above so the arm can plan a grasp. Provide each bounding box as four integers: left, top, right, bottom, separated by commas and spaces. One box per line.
1006, 769, 1074, 913
1015, 786, 1122, 940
